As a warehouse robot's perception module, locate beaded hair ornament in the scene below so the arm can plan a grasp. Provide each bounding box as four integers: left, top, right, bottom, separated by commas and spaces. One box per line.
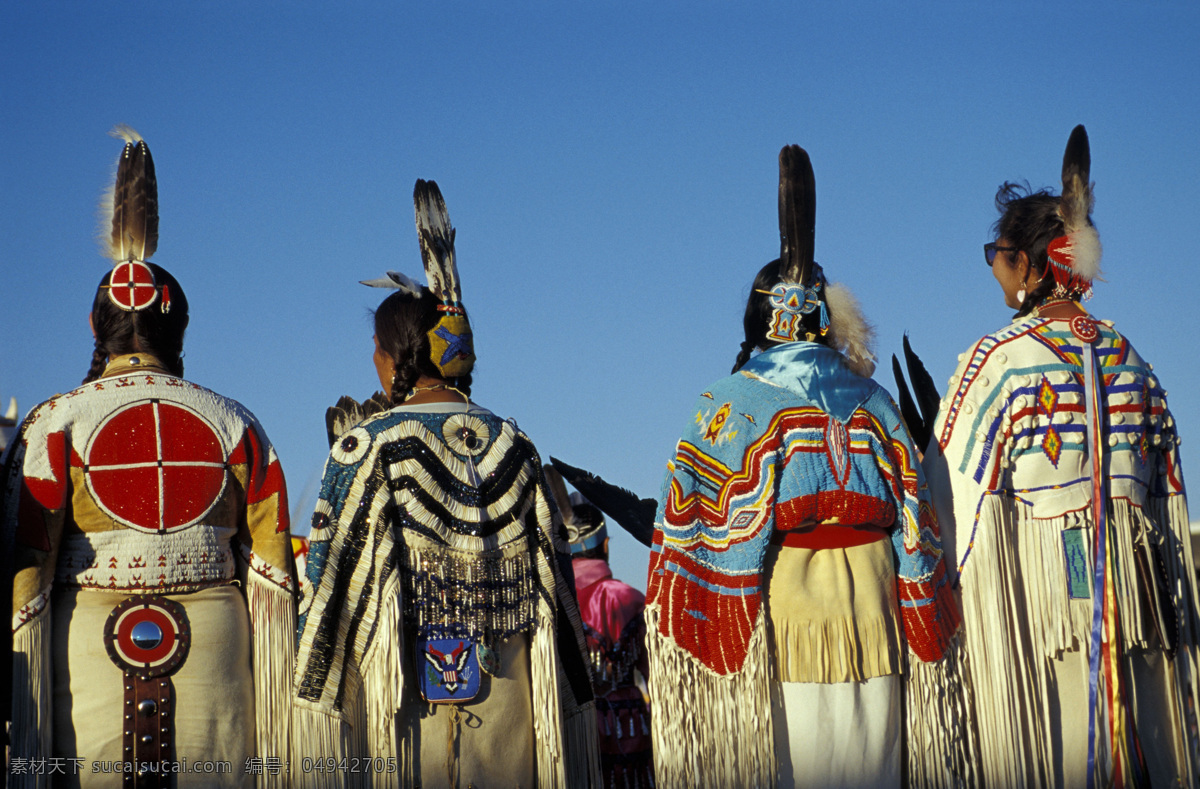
757, 145, 828, 343
361, 179, 476, 379
1045, 124, 1103, 300
751, 145, 876, 377
100, 126, 172, 314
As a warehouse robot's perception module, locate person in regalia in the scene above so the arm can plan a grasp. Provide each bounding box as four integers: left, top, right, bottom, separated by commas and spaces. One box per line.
924, 125, 1199, 787
3, 127, 297, 788
544, 468, 653, 789
644, 146, 967, 789
291, 180, 600, 788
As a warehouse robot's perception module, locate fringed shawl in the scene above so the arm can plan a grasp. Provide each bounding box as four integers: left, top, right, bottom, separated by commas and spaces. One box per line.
292, 404, 600, 788
646, 342, 965, 789
929, 316, 1200, 787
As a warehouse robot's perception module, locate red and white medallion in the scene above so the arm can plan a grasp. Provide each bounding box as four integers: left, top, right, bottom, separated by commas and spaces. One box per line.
85, 400, 228, 533
104, 596, 191, 676
1070, 315, 1099, 344
107, 260, 159, 312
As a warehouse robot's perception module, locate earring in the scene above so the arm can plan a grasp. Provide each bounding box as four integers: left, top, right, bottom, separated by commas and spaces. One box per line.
1016, 288, 1026, 303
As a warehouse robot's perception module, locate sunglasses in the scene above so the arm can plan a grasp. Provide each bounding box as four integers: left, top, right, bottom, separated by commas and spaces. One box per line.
984, 242, 1018, 267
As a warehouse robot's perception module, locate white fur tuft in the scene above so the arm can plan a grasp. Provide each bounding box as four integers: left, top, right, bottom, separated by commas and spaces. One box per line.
107, 124, 143, 144
1067, 226, 1103, 283
824, 282, 876, 378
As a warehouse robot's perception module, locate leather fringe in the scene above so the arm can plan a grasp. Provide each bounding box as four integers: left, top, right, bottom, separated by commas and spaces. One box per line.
247, 571, 296, 789
359, 576, 405, 782
11, 603, 52, 789
770, 612, 902, 684
645, 606, 775, 789
531, 604, 568, 788
906, 632, 976, 789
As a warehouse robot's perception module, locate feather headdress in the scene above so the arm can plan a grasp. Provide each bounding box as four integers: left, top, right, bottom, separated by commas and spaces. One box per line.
759, 145, 874, 374
778, 145, 816, 287
100, 125, 166, 312
762, 145, 831, 343
1046, 124, 1102, 296
362, 179, 475, 379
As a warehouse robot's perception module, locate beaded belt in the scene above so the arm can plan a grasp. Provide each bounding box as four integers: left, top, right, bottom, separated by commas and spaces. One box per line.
103, 596, 191, 789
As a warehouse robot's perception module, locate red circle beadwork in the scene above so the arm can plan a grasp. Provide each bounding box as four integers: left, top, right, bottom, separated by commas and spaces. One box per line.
1070, 315, 1099, 344
85, 400, 227, 533
107, 261, 159, 312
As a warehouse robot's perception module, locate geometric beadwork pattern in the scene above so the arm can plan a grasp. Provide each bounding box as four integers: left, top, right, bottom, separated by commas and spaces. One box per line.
1038, 375, 1058, 417
1042, 426, 1063, 467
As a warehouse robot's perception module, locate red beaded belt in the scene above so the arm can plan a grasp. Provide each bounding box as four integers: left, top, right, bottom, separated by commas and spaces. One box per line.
770, 522, 889, 549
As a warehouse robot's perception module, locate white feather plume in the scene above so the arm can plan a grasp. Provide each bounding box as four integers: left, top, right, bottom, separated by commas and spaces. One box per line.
1065, 225, 1103, 283
824, 282, 876, 378
360, 270, 424, 296
108, 124, 143, 144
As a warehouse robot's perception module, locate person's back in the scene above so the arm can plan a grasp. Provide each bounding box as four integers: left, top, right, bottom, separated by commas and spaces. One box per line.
6, 129, 295, 789
926, 125, 1197, 788
644, 146, 965, 789
544, 473, 654, 789
291, 179, 600, 789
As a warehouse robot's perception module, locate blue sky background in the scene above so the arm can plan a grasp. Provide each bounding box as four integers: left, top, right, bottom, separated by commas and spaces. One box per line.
3, 2, 1197, 590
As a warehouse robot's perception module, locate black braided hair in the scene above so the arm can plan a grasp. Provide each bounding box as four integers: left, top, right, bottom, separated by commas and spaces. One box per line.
731, 258, 830, 374
374, 288, 474, 404
993, 182, 1091, 319
83, 264, 189, 384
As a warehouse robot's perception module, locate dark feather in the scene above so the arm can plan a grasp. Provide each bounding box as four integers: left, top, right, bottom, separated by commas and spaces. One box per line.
413, 179, 460, 304
325, 391, 390, 447
110, 133, 158, 262
549, 457, 656, 548
1060, 124, 1091, 234
903, 333, 942, 438
891, 354, 925, 450
778, 145, 816, 285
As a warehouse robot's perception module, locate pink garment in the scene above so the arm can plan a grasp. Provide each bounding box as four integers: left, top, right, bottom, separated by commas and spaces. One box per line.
575, 560, 645, 647
573, 557, 653, 789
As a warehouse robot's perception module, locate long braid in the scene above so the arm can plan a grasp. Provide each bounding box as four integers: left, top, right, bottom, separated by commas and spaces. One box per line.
731, 340, 756, 374
82, 341, 109, 384
391, 350, 422, 404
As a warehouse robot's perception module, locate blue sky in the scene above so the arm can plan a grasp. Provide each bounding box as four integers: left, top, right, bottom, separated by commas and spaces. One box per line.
3, 2, 1197, 589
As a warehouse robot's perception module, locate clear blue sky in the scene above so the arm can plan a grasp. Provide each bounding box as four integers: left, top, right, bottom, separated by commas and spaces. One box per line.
3, 2, 1197, 590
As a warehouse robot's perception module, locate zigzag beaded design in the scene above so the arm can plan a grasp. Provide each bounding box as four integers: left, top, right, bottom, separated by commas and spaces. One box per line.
649, 354, 958, 675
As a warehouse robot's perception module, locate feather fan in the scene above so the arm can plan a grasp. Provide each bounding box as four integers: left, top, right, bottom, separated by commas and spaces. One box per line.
891, 334, 942, 452
778, 145, 816, 285
325, 391, 390, 447
903, 333, 941, 434
549, 457, 656, 548
891, 354, 922, 449
413, 179, 460, 304
104, 125, 158, 263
